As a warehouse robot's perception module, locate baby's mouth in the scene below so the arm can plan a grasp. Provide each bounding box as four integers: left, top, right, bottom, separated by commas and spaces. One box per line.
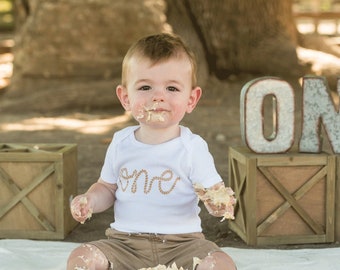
136, 102, 166, 122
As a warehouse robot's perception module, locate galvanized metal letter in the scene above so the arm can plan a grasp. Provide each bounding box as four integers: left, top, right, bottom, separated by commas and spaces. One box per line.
240, 77, 295, 153
299, 76, 340, 153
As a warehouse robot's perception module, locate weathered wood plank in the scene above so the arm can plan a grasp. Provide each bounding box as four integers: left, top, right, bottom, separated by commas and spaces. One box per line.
228, 146, 335, 246
0, 143, 77, 240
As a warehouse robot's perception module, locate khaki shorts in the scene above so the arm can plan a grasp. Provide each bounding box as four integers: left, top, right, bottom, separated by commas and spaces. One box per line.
89, 228, 223, 270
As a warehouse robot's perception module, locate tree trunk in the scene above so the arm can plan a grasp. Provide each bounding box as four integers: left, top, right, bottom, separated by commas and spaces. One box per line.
165, 0, 209, 87
181, 0, 302, 79
2, 0, 303, 112
2, 0, 166, 112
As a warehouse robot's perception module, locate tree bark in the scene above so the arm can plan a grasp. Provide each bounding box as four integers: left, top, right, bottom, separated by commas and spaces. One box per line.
165, 0, 209, 87
2, 0, 304, 112
181, 0, 302, 79
2, 0, 166, 112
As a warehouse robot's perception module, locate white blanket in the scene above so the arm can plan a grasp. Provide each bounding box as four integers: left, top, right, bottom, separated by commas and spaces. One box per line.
0, 239, 339, 270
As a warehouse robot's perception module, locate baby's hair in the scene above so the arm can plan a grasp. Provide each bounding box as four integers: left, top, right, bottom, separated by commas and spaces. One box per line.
121, 33, 197, 87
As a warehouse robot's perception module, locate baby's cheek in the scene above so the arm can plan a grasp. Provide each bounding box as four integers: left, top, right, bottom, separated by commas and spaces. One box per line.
135, 108, 145, 120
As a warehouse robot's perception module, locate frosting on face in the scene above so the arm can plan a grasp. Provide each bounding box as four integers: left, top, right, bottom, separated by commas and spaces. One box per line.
136, 102, 165, 122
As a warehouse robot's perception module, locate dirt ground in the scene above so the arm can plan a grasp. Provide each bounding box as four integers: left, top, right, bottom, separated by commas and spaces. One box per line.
1, 73, 339, 250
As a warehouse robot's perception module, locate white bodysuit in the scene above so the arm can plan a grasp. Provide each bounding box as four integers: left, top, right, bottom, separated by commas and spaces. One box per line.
100, 125, 222, 234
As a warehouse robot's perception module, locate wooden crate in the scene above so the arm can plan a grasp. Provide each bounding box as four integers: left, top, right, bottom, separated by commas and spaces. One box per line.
228, 146, 336, 246
0, 143, 78, 240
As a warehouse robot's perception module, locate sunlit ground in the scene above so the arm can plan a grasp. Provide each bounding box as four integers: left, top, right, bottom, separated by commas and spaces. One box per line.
297, 44, 340, 70
0, 52, 12, 89
0, 112, 132, 134
0, 20, 339, 135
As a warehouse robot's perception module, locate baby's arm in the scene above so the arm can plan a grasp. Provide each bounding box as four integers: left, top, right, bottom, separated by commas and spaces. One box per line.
194, 182, 236, 222
70, 178, 117, 224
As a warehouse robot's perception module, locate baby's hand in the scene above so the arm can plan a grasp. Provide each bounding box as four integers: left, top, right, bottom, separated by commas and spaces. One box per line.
70, 195, 93, 224
204, 197, 235, 220
194, 182, 236, 222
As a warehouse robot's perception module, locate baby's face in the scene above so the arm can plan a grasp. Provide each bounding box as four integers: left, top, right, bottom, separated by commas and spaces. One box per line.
122, 55, 200, 128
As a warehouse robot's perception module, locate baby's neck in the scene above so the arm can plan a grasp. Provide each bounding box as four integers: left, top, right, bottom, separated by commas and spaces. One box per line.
134, 125, 180, 145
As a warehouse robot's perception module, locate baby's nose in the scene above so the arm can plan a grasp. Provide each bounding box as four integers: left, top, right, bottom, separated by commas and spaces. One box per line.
152, 89, 165, 102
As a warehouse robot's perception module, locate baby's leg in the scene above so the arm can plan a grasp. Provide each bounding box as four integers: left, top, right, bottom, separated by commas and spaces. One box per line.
67, 243, 109, 270
196, 251, 236, 270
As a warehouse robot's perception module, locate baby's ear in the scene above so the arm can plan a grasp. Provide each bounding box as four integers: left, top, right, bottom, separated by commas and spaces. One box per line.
116, 85, 131, 111
186, 86, 202, 113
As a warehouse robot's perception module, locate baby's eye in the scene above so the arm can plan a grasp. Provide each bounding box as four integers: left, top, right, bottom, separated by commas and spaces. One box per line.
167, 86, 179, 92
138, 85, 151, 91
